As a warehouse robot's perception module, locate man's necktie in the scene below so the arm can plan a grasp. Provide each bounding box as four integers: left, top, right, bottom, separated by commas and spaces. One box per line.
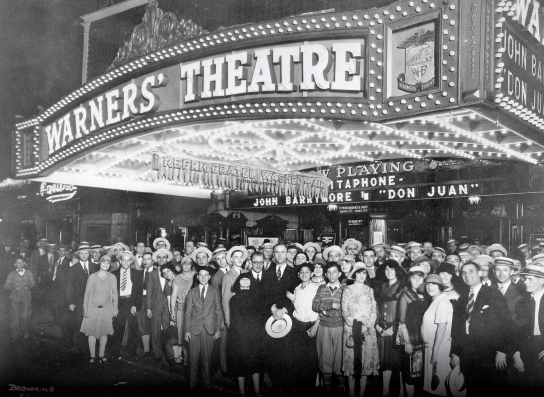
201, 285, 206, 300
499, 284, 506, 295
277, 267, 282, 280
466, 289, 475, 323
121, 270, 127, 292
530, 296, 536, 335
257, 273, 260, 282
330, 286, 337, 294
84, 264, 89, 277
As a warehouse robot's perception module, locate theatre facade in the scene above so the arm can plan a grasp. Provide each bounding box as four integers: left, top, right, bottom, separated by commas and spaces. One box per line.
11, 0, 544, 250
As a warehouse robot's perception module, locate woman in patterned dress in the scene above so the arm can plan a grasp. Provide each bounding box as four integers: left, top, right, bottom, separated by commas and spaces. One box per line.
342, 264, 379, 397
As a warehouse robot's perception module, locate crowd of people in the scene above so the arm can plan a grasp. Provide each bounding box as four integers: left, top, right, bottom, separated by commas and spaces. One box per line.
1, 235, 544, 397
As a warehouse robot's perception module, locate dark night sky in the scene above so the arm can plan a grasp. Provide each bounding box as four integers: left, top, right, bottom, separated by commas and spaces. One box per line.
0, 0, 96, 180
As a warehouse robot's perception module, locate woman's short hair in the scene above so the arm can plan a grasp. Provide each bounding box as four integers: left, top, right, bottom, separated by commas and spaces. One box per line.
383, 259, 407, 282
436, 263, 456, 276
351, 267, 368, 284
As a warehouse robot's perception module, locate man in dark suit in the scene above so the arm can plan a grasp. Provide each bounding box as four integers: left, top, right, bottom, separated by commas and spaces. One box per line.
37, 243, 58, 285
261, 244, 299, 392
66, 244, 98, 356
111, 251, 143, 359
44, 245, 70, 339
185, 266, 223, 390
146, 248, 172, 363
209, 247, 229, 374
512, 256, 544, 397
450, 261, 514, 397
135, 252, 154, 360
492, 257, 527, 319
28, 238, 48, 280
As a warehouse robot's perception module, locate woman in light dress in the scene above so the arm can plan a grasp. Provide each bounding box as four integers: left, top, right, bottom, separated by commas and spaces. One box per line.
342, 265, 379, 397
421, 274, 453, 396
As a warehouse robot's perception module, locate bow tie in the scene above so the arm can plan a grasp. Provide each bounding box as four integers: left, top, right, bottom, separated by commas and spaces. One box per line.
17, 271, 24, 275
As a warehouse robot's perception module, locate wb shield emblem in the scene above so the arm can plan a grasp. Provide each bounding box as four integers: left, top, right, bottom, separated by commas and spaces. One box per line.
397, 29, 436, 94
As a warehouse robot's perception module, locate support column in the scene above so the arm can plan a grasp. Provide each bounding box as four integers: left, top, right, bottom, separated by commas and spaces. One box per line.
81, 22, 90, 84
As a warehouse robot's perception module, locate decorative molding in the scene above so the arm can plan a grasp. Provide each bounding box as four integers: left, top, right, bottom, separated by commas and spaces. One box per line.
108, 0, 208, 71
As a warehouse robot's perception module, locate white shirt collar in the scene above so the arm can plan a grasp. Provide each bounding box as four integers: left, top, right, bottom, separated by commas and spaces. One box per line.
470, 283, 483, 297
17, 269, 25, 275
252, 270, 262, 279
532, 287, 544, 301
327, 281, 340, 289
498, 279, 511, 291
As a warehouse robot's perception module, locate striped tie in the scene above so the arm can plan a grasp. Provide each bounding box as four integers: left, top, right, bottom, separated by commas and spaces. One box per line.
121, 270, 127, 292
277, 267, 282, 280
466, 289, 475, 324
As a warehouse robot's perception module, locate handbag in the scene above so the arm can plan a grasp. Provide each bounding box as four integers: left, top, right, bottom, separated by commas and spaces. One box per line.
431, 362, 440, 391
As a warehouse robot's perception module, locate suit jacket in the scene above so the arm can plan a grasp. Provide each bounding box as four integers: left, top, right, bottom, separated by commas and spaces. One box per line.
262, 264, 299, 313
42, 256, 69, 287
28, 248, 46, 278
66, 261, 99, 308
451, 284, 514, 359
145, 268, 169, 315
495, 281, 527, 320
210, 267, 228, 291
185, 284, 223, 336
37, 252, 59, 282
221, 267, 248, 323
112, 267, 143, 311
514, 293, 544, 340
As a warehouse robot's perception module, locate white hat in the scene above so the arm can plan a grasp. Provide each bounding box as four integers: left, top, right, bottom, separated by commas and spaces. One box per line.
265, 314, 292, 338
153, 237, 171, 251
341, 239, 362, 254
386, 245, 406, 257
74, 244, 92, 257
107, 243, 129, 257
152, 248, 173, 262
486, 244, 507, 257
323, 245, 345, 261
116, 250, 135, 262
303, 242, 321, 253
190, 247, 213, 263
491, 257, 516, 269
226, 246, 248, 264
445, 365, 466, 397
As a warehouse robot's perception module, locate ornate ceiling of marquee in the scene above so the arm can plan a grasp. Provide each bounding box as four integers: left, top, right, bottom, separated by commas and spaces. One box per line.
33, 107, 544, 197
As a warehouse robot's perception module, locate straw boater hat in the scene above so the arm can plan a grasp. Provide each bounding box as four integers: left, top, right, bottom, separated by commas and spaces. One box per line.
37, 238, 49, 247
74, 244, 92, 257
116, 250, 135, 262
431, 247, 447, 257
197, 242, 208, 248
412, 256, 439, 268
486, 244, 507, 257
153, 237, 171, 251
190, 247, 213, 263
108, 242, 129, 257
518, 243, 530, 250
341, 238, 363, 253
386, 245, 407, 258
212, 247, 227, 259
152, 248, 173, 262
323, 245, 345, 261
295, 243, 304, 251
446, 365, 466, 397
90, 245, 103, 253
404, 241, 421, 250
446, 239, 458, 245
459, 252, 471, 262
521, 254, 544, 277
406, 243, 424, 254
466, 245, 484, 255
262, 242, 275, 250
458, 243, 470, 251
303, 242, 321, 253
265, 313, 293, 338
226, 246, 248, 264
491, 257, 516, 269
473, 254, 494, 267
371, 242, 390, 250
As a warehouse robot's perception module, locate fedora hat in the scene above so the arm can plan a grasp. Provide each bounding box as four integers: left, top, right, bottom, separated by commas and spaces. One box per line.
226, 246, 248, 264
116, 250, 135, 262
371, 242, 390, 250
152, 237, 171, 251
445, 365, 466, 397
521, 254, 544, 278
386, 245, 406, 257
303, 242, 321, 253
486, 244, 507, 257
152, 248, 173, 262
323, 245, 345, 261
466, 245, 484, 254
491, 257, 516, 269
265, 314, 293, 338
190, 247, 213, 263
341, 239, 362, 254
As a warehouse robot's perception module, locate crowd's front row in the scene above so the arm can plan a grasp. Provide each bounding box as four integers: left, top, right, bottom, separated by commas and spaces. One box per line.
4, 243, 544, 397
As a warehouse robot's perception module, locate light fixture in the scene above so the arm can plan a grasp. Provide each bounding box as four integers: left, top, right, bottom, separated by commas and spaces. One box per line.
468, 196, 481, 204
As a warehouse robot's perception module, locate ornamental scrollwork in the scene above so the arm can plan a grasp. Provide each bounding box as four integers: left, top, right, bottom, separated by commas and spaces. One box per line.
108, 0, 208, 71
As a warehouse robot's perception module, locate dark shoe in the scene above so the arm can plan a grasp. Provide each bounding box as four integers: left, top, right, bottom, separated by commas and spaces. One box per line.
99, 357, 108, 364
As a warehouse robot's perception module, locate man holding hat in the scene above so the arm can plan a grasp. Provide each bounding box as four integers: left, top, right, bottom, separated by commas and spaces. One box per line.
111, 250, 143, 360
66, 244, 99, 357
492, 257, 527, 320
511, 255, 544, 397
450, 261, 514, 397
